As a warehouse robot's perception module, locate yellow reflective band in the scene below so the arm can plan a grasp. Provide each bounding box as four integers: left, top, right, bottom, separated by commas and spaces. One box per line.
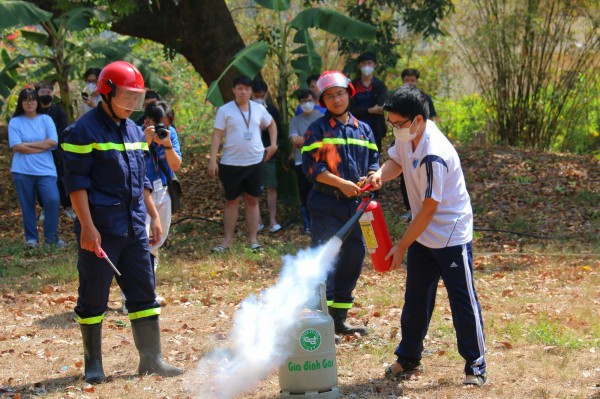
301, 137, 377, 153
128, 307, 161, 321
347, 137, 378, 151
329, 302, 353, 309
78, 313, 105, 325
327, 300, 334, 306
61, 141, 149, 154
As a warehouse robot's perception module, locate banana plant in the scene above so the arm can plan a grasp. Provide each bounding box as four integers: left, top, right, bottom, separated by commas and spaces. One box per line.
206, 1, 376, 126
0, 0, 52, 114
0, 1, 168, 122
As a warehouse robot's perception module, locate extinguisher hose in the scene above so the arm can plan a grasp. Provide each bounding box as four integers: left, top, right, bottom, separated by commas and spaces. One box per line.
333, 193, 374, 242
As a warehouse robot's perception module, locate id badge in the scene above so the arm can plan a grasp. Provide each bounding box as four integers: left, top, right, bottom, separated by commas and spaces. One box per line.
153, 179, 162, 192
243, 131, 252, 141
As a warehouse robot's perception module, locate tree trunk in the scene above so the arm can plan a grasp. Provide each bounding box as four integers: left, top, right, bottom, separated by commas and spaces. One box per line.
110, 0, 246, 103
30, 0, 246, 104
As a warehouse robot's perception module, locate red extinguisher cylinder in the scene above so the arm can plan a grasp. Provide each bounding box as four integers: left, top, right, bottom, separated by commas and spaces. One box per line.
357, 197, 393, 272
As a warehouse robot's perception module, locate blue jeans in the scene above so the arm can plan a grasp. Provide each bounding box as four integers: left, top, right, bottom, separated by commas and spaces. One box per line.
12, 172, 60, 244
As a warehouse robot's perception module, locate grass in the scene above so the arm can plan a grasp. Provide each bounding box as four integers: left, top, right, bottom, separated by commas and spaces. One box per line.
525, 315, 584, 349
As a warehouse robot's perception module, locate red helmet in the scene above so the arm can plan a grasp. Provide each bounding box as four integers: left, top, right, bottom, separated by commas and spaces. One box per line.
97, 61, 146, 111
316, 70, 356, 107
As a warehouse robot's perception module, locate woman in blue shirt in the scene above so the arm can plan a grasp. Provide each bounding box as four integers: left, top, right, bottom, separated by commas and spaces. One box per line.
8, 88, 65, 248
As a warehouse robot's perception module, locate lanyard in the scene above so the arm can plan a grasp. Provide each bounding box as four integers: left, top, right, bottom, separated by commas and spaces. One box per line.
235, 101, 251, 130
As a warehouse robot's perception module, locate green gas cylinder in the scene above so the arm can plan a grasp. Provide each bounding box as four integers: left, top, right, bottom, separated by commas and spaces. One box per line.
279, 284, 339, 399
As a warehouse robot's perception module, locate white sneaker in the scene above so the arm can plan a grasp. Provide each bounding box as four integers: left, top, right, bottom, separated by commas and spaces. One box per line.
64, 207, 77, 220
257, 223, 265, 231
25, 240, 39, 249
38, 211, 45, 222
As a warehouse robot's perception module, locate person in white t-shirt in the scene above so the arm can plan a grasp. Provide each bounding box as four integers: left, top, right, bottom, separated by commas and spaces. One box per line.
208, 75, 278, 252
366, 85, 488, 387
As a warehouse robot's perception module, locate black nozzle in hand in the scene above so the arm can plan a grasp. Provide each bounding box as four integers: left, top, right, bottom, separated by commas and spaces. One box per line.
334, 194, 374, 242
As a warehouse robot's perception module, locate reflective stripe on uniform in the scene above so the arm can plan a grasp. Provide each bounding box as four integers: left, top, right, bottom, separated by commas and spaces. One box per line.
61, 141, 149, 154
78, 313, 105, 325
128, 307, 161, 321
301, 137, 378, 153
328, 302, 353, 309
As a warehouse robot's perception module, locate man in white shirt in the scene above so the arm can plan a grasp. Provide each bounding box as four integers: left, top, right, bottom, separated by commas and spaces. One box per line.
366, 85, 487, 387
208, 76, 278, 252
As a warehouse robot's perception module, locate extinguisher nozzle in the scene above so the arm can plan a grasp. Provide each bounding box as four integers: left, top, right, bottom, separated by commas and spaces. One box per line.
334, 199, 371, 242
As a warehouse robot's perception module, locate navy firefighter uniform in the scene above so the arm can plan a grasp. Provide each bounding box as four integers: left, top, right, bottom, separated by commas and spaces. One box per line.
302, 112, 379, 312
61, 104, 160, 323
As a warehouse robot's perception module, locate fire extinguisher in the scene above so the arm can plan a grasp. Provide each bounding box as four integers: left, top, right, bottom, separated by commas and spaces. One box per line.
357, 185, 393, 272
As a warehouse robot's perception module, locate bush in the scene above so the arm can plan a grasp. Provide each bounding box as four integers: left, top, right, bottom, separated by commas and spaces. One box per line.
436, 93, 490, 144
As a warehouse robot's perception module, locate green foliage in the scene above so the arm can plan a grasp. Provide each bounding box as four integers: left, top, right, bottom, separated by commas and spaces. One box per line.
206, 42, 269, 106
130, 40, 215, 143
436, 94, 489, 144
206, 3, 375, 126
551, 74, 600, 156
451, 0, 600, 150
338, 0, 454, 76
0, 0, 52, 30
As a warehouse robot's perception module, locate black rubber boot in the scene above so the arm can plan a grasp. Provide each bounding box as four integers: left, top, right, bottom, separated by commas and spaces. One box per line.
328, 307, 368, 336
131, 316, 184, 377
80, 323, 106, 384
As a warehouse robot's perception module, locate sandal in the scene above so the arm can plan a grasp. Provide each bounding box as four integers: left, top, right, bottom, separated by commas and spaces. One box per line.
211, 245, 229, 253
249, 243, 261, 252
384, 361, 423, 381
463, 372, 488, 387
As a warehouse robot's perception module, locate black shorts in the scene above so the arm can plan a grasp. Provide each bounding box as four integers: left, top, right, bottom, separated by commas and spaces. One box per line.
218, 162, 264, 200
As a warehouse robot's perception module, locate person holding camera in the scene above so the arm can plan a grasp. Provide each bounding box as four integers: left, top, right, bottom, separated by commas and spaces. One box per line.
137, 101, 182, 309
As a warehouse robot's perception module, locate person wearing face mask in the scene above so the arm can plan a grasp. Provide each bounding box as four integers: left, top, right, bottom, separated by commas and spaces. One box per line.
350, 52, 388, 153
35, 82, 75, 220
294, 75, 327, 116
81, 68, 102, 115
289, 89, 322, 234
251, 79, 283, 234
365, 85, 487, 387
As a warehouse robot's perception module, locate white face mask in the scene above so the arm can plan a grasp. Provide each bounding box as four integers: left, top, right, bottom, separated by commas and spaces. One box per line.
86, 82, 97, 93
360, 66, 375, 76
393, 119, 418, 142
300, 101, 315, 113
253, 98, 266, 106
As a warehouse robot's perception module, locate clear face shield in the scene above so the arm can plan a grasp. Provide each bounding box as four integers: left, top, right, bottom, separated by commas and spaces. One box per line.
111, 86, 146, 111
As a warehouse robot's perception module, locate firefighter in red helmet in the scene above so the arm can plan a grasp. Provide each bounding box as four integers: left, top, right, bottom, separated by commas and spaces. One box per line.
60, 61, 183, 383
301, 71, 380, 337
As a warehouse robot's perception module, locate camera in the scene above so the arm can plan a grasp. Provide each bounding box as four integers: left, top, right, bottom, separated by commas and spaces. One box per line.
154, 123, 169, 140
81, 92, 89, 100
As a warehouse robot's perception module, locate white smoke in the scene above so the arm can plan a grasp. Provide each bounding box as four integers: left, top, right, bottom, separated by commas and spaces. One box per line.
185, 237, 343, 399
